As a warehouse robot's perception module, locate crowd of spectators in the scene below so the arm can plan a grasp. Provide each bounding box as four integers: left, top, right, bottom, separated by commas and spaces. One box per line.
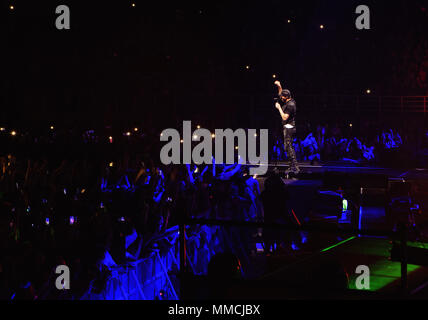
0, 129, 265, 300
272, 121, 428, 167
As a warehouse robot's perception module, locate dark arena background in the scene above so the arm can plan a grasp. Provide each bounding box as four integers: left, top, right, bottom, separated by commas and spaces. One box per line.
2, 0, 428, 303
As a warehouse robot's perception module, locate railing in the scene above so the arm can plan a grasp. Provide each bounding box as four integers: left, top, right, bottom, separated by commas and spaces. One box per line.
296, 95, 428, 114
81, 227, 182, 300
169, 93, 428, 128
81, 224, 236, 300
80, 218, 413, 299
178, 93, 428, 113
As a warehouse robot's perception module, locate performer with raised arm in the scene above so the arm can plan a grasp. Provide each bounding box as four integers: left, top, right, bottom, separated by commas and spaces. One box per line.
274, 80, 300, 176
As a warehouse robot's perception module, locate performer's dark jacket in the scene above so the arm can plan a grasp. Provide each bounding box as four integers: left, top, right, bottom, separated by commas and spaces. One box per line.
279, 98, 296, 127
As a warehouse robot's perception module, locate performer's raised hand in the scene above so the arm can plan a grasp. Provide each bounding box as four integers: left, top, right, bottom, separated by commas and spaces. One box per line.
274, 80, 282, 95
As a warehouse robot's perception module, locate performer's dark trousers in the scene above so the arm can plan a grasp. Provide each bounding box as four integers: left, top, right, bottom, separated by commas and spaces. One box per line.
283, 127, 299, 171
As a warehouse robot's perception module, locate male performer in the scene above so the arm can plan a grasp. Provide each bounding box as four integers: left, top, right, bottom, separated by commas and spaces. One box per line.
274, 80, 300, 175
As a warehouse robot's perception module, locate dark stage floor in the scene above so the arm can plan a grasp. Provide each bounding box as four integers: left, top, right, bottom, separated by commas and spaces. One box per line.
234, 161, 428, 298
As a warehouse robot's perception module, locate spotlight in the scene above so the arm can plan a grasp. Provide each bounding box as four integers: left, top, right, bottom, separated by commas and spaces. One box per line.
272, 74, 276, 79
10, 130, 16, 136
196, 125, 201, 129
0, 127, 5, 131
125, 131, 131, 136
109, 162, 114, 167
134, 127, 138, 132
245, 65, 250, 70
131, 3, 136, 7
9, 5, 14, 10
366, 89, 371, 94
349, 123, 353, 127
287, 19, 291, 23
320, 25, 324, 29
50, 125, 54, 130
211, 133, 215, 138
193, 134, 198, 140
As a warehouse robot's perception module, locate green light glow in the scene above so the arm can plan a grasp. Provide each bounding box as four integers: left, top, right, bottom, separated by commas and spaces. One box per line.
348, 261, 420, 291
320, 236, 356, 252
343, 238, 424, 292
342, 199, 348, 211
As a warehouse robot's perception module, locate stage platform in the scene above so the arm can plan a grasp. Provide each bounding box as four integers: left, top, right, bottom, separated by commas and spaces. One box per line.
184, 161, 428, 299
249, 160, 428, 246
245, 161, 428, 181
